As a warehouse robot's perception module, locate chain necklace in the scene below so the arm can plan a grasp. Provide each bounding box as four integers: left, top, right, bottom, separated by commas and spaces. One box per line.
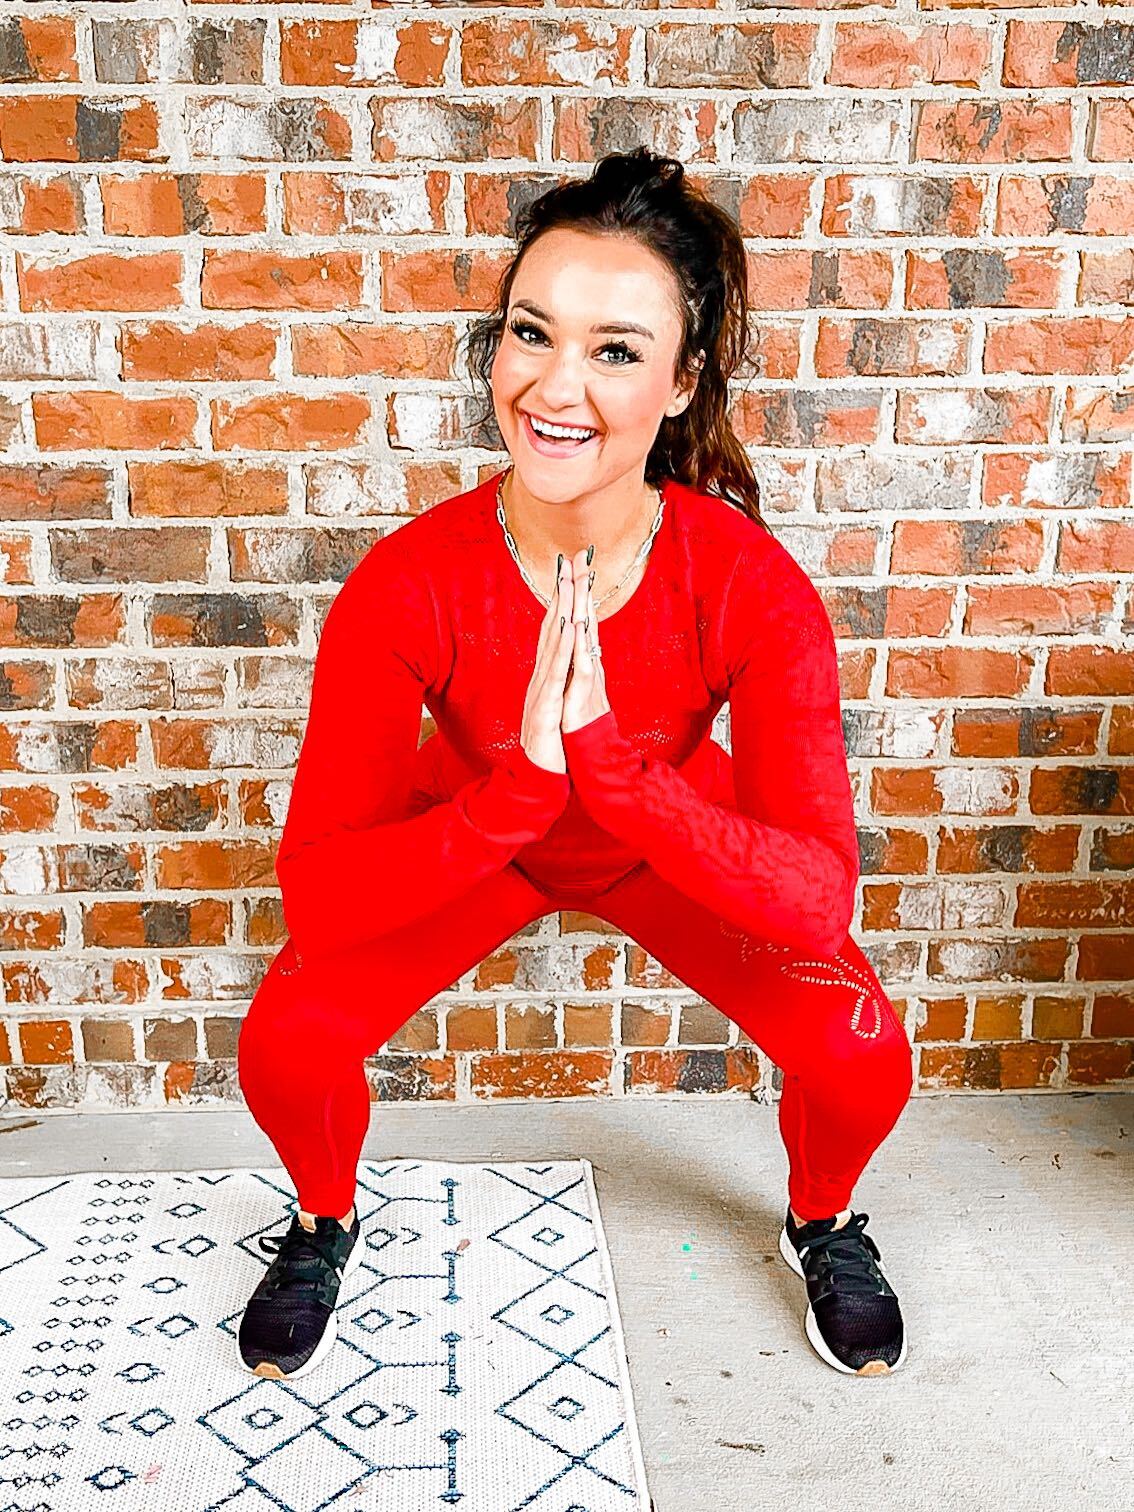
494, 466, 664, 612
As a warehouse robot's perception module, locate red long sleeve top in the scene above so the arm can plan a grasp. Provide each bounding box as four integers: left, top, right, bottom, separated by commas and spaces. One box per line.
274, 469, 860, 968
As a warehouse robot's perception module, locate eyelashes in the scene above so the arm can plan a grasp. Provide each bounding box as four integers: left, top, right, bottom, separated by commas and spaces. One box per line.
507, 318, 641, 367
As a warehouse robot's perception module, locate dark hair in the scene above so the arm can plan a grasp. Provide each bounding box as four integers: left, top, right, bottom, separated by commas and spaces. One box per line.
465, 146, 767, 531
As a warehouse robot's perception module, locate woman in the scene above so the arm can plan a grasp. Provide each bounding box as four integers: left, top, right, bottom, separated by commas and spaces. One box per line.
236, 148, 913, 1384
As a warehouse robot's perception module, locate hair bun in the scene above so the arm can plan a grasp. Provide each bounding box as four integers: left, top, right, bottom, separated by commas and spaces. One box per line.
596, 146, 685, 196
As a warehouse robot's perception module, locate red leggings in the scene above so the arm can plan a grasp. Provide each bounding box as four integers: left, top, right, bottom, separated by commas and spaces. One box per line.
238, 855, 914, 1224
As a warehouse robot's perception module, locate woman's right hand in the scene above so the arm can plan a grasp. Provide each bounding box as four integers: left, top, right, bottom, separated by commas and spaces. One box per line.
520, 551, 579, 775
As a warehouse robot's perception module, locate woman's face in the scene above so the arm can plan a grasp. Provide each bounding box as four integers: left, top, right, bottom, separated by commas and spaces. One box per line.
490, 227, 699, 499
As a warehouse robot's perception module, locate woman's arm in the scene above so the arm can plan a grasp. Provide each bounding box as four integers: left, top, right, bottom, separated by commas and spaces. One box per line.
560, 543, 859, 958
275, 556, 569, 965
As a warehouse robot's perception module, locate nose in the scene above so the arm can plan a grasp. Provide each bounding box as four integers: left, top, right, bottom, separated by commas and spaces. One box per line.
528, 345, 591, 411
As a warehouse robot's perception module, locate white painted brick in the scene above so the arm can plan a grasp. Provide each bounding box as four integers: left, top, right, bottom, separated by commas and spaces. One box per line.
306, 457, 411, 515
0, 321, 99, 381
935, 766, 1017, 816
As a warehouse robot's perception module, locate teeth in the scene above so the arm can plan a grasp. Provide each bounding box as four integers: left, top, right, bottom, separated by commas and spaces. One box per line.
529, 415, 595, 442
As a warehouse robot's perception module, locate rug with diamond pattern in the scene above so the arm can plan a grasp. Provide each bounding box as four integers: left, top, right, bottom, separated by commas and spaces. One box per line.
0, 1159, 652, 1512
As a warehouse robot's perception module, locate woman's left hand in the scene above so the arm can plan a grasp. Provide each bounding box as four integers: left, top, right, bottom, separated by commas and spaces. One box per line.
561, 546, 611, 735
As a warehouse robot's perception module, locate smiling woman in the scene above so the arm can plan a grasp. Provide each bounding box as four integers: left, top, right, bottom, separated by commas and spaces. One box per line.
493, 230, 688, 518
465, 148, 767, 582
237, 148, 913, 1386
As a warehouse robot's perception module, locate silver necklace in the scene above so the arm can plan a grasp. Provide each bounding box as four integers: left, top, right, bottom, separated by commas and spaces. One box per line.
494, 466, 664, 613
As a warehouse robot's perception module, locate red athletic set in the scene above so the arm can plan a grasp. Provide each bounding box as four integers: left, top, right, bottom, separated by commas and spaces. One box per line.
238, 470, 913, 1222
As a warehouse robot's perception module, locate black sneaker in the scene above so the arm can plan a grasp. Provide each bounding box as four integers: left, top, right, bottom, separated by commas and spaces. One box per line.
239, 1208, 364, 1380
779, 1206, 906, 1376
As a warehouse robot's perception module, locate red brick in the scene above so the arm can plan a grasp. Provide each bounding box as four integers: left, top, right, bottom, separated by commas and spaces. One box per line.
34, 392, 196, 450
292, 322, 456, 379
202, 251, 363, 311
470, 1050, 613, 1099
282, 19, 449, 87
0, 97, 160, 162
915, 100, 1071, 163
121, 322, 276, 381
1091, 994, 1134, 1038
886, 647, 1032, 699
891, 519, 1043, 575
102, 173, 266, 236
1066, 1040, 1133, 1085
964, 583, 1113, 637
1077, 935, 1134, 981
1056, 519, 1134, 574
18, 252, 183, 311
19, 1019, 74, 1064
211, 393, 369, 451
624, 1048, 761, 1094
1046, 646, 1134, 697
129, 461, 287, 517
9, 18, 79, 81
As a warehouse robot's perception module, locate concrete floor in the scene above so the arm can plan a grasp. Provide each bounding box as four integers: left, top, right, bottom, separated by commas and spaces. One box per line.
2, 1090, 1130, 1512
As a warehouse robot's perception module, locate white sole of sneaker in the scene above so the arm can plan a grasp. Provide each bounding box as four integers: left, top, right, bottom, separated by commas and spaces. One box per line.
778, 1224, 907, 1377
244, 1223, 366, 1382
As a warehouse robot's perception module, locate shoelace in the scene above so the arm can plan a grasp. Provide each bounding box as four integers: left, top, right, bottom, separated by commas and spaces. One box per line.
257, 1221, 347, 1303
793, 1211, 886, 1296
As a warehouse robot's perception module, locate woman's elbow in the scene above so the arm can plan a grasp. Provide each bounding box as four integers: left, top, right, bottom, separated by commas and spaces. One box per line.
811, 915, 851, 959
810, 854, 858, 957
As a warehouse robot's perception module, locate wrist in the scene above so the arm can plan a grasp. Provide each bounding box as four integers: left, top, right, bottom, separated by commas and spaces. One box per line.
562, 708, 618, 743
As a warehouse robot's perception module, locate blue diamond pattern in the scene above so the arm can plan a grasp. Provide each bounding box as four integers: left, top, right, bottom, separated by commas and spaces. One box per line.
0, 1163, 647, 1508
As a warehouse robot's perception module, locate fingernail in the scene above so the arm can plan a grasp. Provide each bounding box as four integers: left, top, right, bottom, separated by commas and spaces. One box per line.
586, 544, 594, 565
556, 552, 563, 575
588, 570, 595, 590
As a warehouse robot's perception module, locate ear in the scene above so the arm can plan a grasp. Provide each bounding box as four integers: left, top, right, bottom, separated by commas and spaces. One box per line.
666, 349, 705, 418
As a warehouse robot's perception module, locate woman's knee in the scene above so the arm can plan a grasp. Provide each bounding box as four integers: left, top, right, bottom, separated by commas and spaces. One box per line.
782, 980, 912, 1091
238, 970, 364, 1081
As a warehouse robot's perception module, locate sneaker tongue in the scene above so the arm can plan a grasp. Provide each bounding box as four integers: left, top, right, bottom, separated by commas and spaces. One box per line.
811, 1230, 879, 1292
273, 1224, 341, 1292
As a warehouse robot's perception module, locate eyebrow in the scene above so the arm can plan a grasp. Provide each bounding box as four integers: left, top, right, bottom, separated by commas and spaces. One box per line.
511, 299, 656, 341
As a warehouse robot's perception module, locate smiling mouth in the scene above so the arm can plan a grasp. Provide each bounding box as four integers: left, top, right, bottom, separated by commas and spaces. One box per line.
523, 410, 598, 434
520, 411, 601, 451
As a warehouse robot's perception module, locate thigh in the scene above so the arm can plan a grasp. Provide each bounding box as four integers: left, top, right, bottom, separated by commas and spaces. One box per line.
584, 862, 907, 1074
247, 861, 555, 1060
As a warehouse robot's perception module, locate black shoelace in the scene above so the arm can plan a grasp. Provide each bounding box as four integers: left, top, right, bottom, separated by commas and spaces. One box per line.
258, 1220, 347, 1305
794, 1212, 886, 1296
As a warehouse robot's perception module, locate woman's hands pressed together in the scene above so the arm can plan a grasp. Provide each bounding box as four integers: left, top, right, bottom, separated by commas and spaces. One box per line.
519, 547, 612, 774
561, 547, 611, 737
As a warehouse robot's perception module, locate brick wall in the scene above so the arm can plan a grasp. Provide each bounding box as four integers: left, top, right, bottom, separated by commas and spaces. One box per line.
1, 2, 1132, 1117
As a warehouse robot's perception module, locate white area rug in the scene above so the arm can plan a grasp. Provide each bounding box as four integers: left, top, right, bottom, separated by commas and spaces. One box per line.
0, 1160, 652, 1512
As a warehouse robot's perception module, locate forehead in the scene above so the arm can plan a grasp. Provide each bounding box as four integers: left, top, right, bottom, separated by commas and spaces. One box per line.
511, 228, 682, 330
